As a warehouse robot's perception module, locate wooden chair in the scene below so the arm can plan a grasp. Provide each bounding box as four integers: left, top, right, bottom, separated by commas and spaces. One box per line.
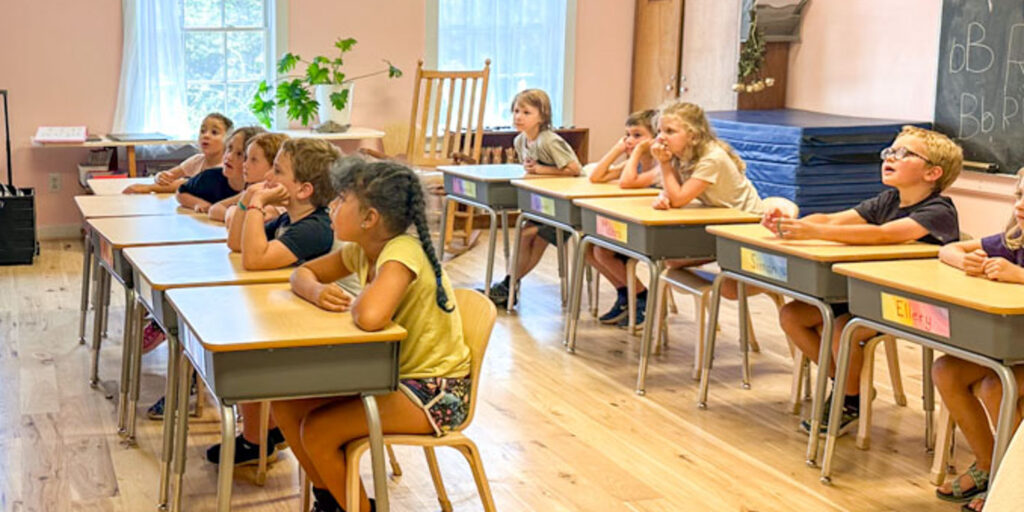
930, 385, 1024, 486
980, 414, 1024, 510
299, 289, 499, 512
362, 60, 492, 255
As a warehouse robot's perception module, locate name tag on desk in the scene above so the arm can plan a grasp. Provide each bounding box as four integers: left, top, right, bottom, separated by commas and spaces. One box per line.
596, 215, 628, 243
138, 275, 154, 312
740, 247, 788, 282
881, 292, 950, 338
99, 238, 114, 268
451, 177, 476, 198
530, 193, 555, 216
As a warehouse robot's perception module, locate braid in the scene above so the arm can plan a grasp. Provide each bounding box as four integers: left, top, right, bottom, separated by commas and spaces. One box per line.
406, 174, 454, 312
330, 156, 454, 313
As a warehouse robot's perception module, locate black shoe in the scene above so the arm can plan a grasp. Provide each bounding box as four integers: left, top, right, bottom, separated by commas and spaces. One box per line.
617, 294, 647, 329
599, 292, 629, 324
311, 487, 342, 512
147, 373, 198, 420
800, 394, 859, 436
268, 427, 288, 450
486, 277, 518, 307
206, 433, 278, 466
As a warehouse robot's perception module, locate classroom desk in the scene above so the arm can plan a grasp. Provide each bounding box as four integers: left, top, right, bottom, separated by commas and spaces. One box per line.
84, 215, 226, 444
279, 126, 385, 140
86, 176, 155, 195
166, 283, 404, 512
32, 135, 194, 177
507, 177, 658, 313
122, 243, 294, 509
564, 197, 761, 394
437, 164, 526, 294
694, 223, 940, 467
74, 194, 189, 347
820, 260, 1024, 483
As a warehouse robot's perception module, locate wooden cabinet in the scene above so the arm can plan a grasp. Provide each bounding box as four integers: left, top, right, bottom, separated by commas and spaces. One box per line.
630, 0, 686, 111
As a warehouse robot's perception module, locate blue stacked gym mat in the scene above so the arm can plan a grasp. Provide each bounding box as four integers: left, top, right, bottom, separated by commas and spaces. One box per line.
707, 109, 929, 215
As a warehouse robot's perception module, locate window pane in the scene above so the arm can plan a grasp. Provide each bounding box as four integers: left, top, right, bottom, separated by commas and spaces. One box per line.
227, 31, 266, 82
227, 83, 260, 127
187, 83, 227, 131
186, 32, 226, 81
225, 0, 263, 27
184, 0, 222, 28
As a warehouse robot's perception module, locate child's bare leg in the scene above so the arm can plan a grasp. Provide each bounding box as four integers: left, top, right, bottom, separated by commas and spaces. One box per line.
719, 278, 768, 301
300, 392, 433, 512
239, 402, 277, 443
594, 247, 634, 290
831, 314, 875, 396
933, 356, 996, 494
270, 397, 338, 488
780, 301, 824, 367
516, 232, 549, 277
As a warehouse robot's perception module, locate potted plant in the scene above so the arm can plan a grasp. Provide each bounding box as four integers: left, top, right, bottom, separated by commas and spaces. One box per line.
250, 37, 402, 131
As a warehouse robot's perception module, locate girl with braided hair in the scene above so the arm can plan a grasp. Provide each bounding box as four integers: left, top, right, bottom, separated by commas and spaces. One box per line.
273, 156, 471, 512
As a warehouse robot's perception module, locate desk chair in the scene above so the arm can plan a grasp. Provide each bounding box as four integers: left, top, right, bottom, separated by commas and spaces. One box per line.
300, 289, 498, 512
361, 60, 491, 255
979, 413, 1024, 510
930, 385, 1024, 486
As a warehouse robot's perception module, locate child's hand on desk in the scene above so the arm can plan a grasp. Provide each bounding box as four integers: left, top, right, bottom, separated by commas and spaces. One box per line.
652, 191, 671, 210
314, 283, 352, 312
963, 249, 988, 277
122, 184, 152, 194
982, 257, 1024, 282
155, 171, 175, 186
776, 218, 818, 240
194, 202, 211, 213
523, 158, 537, 174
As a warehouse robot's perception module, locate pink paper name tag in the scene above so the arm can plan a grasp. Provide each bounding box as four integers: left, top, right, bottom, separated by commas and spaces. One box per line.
596, 215, 628, 243
451, 177, 476, 197
881, 292, 950, 338
530, 193, 555, 216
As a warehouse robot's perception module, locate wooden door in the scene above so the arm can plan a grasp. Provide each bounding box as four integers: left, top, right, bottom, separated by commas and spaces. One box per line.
630, 0, 685, 111
678, 0, 742, 111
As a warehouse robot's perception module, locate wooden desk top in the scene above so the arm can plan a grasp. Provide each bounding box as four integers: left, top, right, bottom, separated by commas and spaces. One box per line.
835, 259, 1024, 315
75, 194, 184, 218
87, 177, 155, 195
706, 224, 941, 262
87, 215, 225, 248
573, 197, 761, 226
278, 127, 385, 140
511, 177, 659, 199
167, 283, 406, 352
31, 135, 194, 148
124, 244, 293, 290
437, 164, 526, 182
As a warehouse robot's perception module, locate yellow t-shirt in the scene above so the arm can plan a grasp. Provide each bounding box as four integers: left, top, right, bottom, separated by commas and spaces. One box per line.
681, 143, 764, 215
341, 234, 470, 379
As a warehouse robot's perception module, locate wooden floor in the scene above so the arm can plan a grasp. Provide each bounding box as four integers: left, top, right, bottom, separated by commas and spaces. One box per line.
0, 237, 974, 511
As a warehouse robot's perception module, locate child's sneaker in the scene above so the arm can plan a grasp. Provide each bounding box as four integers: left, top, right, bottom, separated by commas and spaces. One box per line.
268, 427, 288, 450
206, 433, 278, 466
147, 396, 165, 420
141, 320, 167, 354
616, 292, 647, 330
800, 394, 859, 436
599, 293, 628, 324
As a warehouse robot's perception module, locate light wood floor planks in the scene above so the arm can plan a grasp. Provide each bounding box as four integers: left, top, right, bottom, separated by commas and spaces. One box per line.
0, 238, 975, 511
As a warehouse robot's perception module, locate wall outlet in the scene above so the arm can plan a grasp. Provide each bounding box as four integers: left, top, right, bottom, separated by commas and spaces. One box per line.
48, 173, 61, 192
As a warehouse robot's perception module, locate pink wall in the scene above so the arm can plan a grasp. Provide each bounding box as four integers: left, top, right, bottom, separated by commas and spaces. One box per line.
6, 1, 631, 233
0, 0, 124, 233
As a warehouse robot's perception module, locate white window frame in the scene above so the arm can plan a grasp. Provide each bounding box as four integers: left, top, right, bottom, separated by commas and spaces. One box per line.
425, 0, 577, 128
180, 0, 288, 128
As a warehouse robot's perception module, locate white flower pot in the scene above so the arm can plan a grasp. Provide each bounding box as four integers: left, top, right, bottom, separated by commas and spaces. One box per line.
315, 83, 355, 129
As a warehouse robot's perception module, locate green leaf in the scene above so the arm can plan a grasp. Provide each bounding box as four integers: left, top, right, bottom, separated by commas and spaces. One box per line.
306, 62, 330, 85
277, 53, 301, 74
312, 56, 330, 66
333, 57, 345, 67
329, 89, 350, 111
256, 80, 271, 94
249, 87, 276, 128
334, 37, 357, 52
386, 60, 403, 79
332, 71, 346, 84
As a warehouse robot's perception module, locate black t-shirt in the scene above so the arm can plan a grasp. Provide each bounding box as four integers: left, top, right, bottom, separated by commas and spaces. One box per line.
852, 188, 959, 245
263, 207, 333, 264
177, 167, 237, 204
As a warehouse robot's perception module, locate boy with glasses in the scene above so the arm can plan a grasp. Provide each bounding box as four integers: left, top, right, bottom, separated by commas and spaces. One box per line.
763, 125, 963, 435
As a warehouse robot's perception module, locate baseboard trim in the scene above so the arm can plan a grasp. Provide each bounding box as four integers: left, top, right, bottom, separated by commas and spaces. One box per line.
38, 224, 82, 240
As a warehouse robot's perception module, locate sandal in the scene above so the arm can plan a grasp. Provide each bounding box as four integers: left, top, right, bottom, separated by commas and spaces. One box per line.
961, 492, 986, 512
937, 462, 989, 503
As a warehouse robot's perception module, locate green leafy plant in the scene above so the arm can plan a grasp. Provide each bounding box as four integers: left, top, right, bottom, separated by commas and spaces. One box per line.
733, 8, 775, 93
250, 37, 403, 128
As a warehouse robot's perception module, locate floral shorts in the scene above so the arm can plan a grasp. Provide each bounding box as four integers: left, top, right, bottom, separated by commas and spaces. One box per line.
399, 377, 472, 436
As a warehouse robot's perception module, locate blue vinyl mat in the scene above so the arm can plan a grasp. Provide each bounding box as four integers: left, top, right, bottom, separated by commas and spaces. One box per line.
745, 161, 881, 185
708, 109, 929, 146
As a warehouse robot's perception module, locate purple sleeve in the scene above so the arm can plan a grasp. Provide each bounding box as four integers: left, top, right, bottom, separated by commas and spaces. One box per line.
981, 233, 1015, 260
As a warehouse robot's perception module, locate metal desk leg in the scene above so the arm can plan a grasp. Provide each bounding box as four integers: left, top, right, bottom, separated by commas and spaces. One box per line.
483, 207, 498, 298
125, 296, 145, 445
362, 394, 390, 512
89, 264, 107, 388
821, 317, 859, 484
804, 302, 835, 466
635, 258, 664, 396
922, 347, 936, 451
564, 237, 591, 353
992, 365, 1020, 474
500, 209, 510, 272
116, 288, 137, 439
216, 402, 237, 512
158, 332, 181, 510
507, 214, 527, 313
78, 230, 92, 345
738, 281, 751, 390
170, 347, 191, 512
697, 274, 726, 408
100, 270, 111, 338
436, 195, 449, 261
556, 231, 567, 307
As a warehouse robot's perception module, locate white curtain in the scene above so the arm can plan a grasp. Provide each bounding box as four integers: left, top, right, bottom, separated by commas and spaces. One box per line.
437, 0, 568, 129
112, 0, 190, 138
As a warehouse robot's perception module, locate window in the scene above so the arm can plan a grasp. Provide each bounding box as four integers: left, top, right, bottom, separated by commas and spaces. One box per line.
434, 0, 572, 129
182, 0, 274, 129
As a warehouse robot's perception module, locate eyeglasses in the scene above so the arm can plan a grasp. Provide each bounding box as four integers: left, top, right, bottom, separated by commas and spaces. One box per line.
880, 146, 933, 165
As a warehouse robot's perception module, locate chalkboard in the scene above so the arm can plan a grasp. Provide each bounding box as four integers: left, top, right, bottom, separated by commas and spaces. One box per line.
935, 1, 1024, 174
